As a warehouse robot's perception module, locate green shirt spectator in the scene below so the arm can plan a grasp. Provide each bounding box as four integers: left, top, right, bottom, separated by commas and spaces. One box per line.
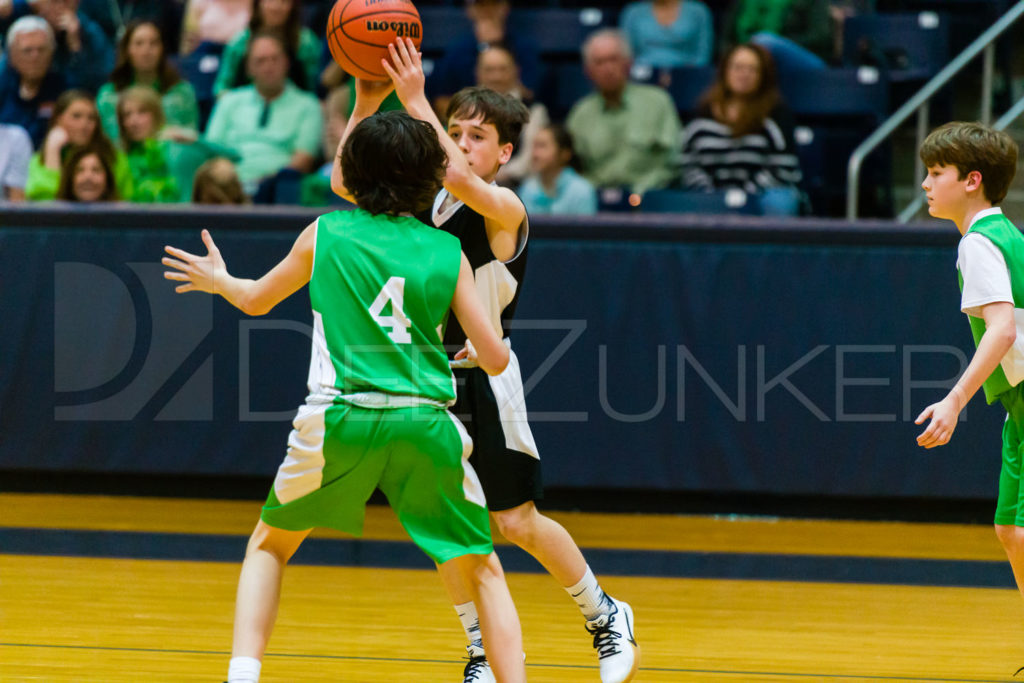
97, 80, 199, 142
567, 29, 681, 194
26, 147, 133, 200
213, 25, 321, 96
204, 81, 322, 194
125, 139, 178, 203
94, 20, 200, 143
567, 83, 681, 194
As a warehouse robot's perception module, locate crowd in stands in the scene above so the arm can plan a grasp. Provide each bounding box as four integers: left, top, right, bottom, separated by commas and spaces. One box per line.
0, 0, 952, 216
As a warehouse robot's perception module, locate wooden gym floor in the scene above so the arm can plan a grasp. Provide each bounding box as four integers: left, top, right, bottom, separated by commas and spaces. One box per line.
2, 493, 1024, 682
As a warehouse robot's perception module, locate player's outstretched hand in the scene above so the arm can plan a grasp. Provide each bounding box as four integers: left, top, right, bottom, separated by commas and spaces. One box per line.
914, 395, 960, 448
162, 229, 226, 295
382, 37, 426, 108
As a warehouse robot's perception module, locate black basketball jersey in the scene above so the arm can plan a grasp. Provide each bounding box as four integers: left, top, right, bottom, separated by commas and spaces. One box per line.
417, 189, 529, 356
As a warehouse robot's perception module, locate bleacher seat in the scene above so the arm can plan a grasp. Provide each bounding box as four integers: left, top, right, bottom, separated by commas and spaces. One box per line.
842, 12, 951, 84
508, 8, 611, 59
637, 188, 760, 215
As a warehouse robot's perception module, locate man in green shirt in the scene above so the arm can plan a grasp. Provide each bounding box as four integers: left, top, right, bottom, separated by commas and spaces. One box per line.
566, 29, 682, 195
203, 31, 322, 196
163, 106, 526, 683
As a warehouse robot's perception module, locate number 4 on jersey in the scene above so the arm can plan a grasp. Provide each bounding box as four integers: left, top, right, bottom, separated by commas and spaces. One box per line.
369, 276, 412, 344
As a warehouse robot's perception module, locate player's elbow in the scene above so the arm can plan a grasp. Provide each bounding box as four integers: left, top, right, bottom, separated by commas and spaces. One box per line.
478, 344, 510, 376
238, 294, 272, 317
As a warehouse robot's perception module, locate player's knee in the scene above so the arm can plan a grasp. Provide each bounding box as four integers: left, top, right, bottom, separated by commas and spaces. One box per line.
493, 509, 536, 546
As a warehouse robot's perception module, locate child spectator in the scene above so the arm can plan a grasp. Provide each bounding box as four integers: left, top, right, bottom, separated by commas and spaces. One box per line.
116, 86, 179, 202
55, 144, 118, 201
678, 42, 802, 215
519, 123, 597, 215
96, 20, 200, 143
619, 0, 714, 68
214, 0, 320, 95
25, 89, 132, 200
192, 156, 248, 204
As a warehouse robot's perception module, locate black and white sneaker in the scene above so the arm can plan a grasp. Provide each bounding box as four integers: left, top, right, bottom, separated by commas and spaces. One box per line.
462, 645, 496, 683
585, 596, 640, 683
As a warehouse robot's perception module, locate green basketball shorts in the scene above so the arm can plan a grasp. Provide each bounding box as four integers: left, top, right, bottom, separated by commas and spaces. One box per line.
996, 382, 1024, 526
260, 400, 493, 564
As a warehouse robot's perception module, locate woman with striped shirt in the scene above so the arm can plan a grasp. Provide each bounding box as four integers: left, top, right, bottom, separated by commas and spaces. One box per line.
679, 42, 803, 215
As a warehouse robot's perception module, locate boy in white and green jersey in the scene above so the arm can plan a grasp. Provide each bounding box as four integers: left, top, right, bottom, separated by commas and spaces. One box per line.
915, 122, 1024, 631
163, 103, 527, 683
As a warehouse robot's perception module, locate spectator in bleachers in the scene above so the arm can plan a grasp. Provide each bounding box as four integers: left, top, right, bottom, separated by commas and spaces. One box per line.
180, 0, 252, 56
619, 0, 715, 68
519, 123, 596, 215
430, 0, 540, 117
722, 0, 833, 73
26, 89, 132, 200
28, 0, 113, 92
0, 122, 32, 200
213, 0, 320, 95
192, 156, 248, 203
678, 42, 802, 215
473, 42, 548, 188
96, 20, 200, 143
203, 31, 321, 196
0, 16, 66, 147
55, 144, 118, 201
566, 29, 681, 194
116, 86, 179, 202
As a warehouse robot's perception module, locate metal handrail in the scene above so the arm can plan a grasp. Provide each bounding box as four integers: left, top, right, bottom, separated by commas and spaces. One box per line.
846, 1, 1024, 220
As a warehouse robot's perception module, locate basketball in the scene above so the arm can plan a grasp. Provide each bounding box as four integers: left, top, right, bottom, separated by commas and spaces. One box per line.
326, 0, 422, 82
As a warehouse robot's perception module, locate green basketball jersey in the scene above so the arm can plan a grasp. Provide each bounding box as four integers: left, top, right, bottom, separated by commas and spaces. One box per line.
307, 208, 462, 404
957, 211, 1024, 403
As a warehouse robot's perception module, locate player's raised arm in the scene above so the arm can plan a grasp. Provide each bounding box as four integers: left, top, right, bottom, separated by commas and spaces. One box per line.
383, 38, 525, 257
450, 252, 509, 376
162, 223, 316, 316
330, 79, 396, 202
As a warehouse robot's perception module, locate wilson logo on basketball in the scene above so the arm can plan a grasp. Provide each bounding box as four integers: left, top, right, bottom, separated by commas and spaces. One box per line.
365, 20, 420, 38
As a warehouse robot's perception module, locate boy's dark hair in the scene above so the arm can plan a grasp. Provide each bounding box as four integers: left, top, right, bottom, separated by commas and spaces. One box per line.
446, 86, 530, 148
920, 121, 1019, 204
341, 110, 448, 215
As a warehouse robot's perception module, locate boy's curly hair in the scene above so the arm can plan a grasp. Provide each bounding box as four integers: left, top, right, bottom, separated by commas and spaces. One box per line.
920, 121, 1018, 204
341, 111, 448, 215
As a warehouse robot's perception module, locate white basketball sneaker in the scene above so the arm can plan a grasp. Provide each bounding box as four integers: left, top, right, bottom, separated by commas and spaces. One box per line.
585, 596, 640, 683
461, 644, 496, 683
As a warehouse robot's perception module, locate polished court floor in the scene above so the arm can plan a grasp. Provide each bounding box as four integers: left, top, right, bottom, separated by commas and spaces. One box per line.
2, 493, 1024, 682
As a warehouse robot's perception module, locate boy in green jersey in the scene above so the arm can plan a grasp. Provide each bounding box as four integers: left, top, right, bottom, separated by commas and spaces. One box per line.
162, 109, 527, 683
915, 122, 1024, 617
332, 40, 638, 683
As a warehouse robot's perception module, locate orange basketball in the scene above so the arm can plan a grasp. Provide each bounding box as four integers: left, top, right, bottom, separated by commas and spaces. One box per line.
326, 0, 422, 82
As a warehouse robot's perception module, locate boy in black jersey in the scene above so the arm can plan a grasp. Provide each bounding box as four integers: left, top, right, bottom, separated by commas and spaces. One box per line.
354, 38, 641, 683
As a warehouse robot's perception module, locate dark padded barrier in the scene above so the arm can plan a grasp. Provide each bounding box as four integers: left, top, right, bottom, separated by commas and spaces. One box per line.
0, 204, 1004, 499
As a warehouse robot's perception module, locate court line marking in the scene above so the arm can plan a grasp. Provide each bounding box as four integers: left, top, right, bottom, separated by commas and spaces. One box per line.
0, 643, 1017, 681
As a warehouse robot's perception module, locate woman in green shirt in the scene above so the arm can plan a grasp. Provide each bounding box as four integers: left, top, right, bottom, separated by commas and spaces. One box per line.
213, 0, 321, 96
26, 90, 133, 201
96, 20, 200, 143
117, 86, 180, 203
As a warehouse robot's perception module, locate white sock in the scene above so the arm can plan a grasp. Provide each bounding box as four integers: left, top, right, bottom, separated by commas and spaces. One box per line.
566, 565, 609, 621
227, 656, 261, 683
455, 601, 484, 653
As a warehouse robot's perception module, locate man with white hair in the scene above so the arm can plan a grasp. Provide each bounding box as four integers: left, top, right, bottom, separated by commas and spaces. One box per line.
566, 28, 682, 194
0, 0, 112, 92
0, 15, 66, 147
